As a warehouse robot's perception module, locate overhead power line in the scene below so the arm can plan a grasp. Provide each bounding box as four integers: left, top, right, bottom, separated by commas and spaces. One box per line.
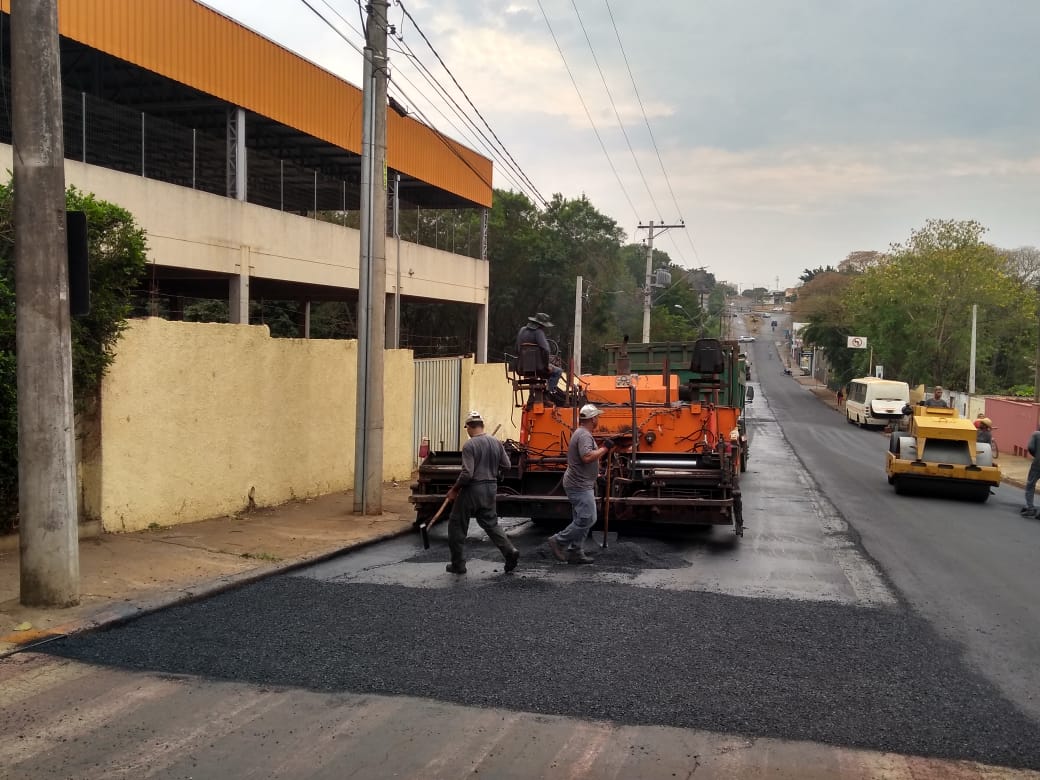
293, 0, 528, 200
396, 0, 548, 207
569, 0, 666, 231
536, 0, 639, 225
603, 0, 702, 267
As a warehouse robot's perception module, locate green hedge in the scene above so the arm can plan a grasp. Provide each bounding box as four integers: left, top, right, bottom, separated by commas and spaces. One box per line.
0, 181, 147, 533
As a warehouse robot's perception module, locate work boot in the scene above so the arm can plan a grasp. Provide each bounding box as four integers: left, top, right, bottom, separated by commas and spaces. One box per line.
504, 549, 520, 573
547, 536, 567, 562
445, 562, 467, 575
567, 550, 594, 565
1020, 506, 1036, 516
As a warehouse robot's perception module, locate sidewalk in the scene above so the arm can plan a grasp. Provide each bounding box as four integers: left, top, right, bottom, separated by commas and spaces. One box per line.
0, 483, 416, 657
793, 374, 1032, 488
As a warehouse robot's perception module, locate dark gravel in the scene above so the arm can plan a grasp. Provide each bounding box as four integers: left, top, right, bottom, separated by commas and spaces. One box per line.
42, 576, 1040, 770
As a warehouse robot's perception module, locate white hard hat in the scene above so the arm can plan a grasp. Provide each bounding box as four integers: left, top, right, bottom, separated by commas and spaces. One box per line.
464, 410, 484, 426
579, 403, 603, 420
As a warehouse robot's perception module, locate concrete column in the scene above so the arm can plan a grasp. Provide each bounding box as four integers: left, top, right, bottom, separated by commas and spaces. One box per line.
302, 300, 311, 338
476, 294, 488, 364
230, 246, 250, 324
13, 0, 80, 607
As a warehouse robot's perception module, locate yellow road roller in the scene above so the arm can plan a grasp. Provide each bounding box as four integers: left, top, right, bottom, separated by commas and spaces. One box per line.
885, 405, 1001, 502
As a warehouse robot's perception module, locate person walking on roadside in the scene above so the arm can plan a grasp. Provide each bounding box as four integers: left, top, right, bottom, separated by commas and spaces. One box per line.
444, 411, 520, 574
547, 404, 614, 565
1021, 426, 1040, 518
835, 386, 845, 410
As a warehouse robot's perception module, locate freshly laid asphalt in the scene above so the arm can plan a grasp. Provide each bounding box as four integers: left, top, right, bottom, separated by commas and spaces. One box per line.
44, 571, 1040, 771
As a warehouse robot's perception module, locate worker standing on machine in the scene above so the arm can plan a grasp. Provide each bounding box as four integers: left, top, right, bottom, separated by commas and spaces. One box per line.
547, 404, 614, 565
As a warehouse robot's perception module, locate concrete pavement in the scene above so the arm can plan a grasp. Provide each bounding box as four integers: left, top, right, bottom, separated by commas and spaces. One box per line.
1, 375, 1033, 655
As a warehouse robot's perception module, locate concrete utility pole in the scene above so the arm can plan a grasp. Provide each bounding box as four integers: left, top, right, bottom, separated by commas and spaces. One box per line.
354, 0, 389, 515
636, 220, 685, 342
12, 0, 80, 606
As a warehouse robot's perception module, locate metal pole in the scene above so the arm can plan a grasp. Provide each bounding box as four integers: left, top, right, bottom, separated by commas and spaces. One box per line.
394, 172, 401, 349
192, 128, 196, 189
353, 0, 388, 514
141, 111, 146, 176
573, 276, 583, 377
969, 304, 977, 395
80, 91, 85, 162
12, 0, 80, 606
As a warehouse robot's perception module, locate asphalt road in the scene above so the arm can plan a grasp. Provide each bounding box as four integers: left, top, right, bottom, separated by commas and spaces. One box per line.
747, 334, 1040, 724
5, 329, 1040, 777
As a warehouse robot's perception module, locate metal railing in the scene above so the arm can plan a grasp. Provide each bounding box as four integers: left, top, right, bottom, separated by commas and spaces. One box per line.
0, 73, 484, 258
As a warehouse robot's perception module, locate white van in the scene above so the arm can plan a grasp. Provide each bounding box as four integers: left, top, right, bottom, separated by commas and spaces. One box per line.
845, 377, 910, 428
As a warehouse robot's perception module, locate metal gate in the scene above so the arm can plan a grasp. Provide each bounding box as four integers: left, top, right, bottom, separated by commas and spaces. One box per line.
413, 356, 463, 465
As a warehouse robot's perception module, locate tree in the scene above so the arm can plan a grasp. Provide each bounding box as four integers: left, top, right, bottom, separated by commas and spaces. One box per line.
799, 265, 836, 284
794, 271, 858, 385
0, 181, 148, 531
844, 219, 1032, 388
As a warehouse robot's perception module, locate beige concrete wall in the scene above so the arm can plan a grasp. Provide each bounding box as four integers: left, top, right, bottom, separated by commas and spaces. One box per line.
460, 359, 521, 443
89, 319, 413, 531
0, 144, 488, 303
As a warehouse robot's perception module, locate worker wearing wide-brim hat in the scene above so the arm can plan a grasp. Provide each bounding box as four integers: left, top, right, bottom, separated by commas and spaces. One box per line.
516, 312, 563, 395
976, 417, 994, 445
516, 312, 554, 358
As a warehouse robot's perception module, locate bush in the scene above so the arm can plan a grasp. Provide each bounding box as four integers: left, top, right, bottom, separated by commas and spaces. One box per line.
0, 180, 148, 532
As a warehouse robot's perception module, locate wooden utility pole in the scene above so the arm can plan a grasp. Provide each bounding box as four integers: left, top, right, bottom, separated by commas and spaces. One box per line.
353, 0, 389, 514
12, 0, 80, 606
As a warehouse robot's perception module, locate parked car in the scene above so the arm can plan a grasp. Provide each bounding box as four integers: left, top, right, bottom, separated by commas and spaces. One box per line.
737, 336, 755, 343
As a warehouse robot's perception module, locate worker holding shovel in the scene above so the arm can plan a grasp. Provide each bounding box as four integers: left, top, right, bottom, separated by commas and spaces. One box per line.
441, 411, 519, 575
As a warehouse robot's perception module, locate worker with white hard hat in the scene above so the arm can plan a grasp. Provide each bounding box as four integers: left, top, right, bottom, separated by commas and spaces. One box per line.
547, 403, 614, 565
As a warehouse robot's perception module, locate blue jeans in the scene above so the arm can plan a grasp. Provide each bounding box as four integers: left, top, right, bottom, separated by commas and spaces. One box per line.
1025, 461, 1040, 509
554, 487, 597, 550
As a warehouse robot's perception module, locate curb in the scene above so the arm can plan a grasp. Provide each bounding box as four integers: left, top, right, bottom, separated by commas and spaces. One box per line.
0, 523, 415, 659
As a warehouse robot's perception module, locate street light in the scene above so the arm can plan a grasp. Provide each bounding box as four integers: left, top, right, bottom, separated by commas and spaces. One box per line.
674, 304, 705, 337
673, 304, 697, 325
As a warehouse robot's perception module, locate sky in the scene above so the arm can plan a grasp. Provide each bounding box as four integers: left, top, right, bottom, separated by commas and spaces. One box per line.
203, 0, 1040, 291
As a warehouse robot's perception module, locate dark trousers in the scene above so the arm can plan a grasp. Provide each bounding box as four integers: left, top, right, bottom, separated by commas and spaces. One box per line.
1025, 461, 1040, 509
448, 482, 516, 565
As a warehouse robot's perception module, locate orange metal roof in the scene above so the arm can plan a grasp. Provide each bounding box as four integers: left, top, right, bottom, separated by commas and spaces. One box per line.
2, 0, 493, 207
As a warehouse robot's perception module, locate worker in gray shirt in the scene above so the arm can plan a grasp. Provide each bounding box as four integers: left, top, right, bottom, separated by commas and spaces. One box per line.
548, 403, 614, 565
444, 411, 519, 574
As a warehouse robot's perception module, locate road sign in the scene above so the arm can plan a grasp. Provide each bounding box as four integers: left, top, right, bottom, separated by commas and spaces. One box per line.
847, 336, 867, 349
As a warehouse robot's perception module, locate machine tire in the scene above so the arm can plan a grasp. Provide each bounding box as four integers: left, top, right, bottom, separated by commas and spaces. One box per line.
893, 476, 907, 495
975, 443, 994, 468
887, 474, 895, 485
888, 430, 904, 454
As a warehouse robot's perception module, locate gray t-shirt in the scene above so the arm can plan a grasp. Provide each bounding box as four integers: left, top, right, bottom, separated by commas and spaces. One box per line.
1028, 431, 1040, 463
456, 433, 510, 486
563, 426, 598, 491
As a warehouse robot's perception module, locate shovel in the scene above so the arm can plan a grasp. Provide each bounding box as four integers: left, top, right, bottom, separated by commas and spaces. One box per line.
419, 494, 453, 549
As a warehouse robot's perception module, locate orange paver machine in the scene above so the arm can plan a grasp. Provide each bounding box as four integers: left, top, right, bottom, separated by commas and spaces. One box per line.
410, 338, 745, 536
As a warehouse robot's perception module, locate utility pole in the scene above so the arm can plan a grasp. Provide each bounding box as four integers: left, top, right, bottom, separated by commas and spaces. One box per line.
13, 0, 80, 606
637, 220, 685, 342
573, 276, 583, 377
354, 0, 389, 515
